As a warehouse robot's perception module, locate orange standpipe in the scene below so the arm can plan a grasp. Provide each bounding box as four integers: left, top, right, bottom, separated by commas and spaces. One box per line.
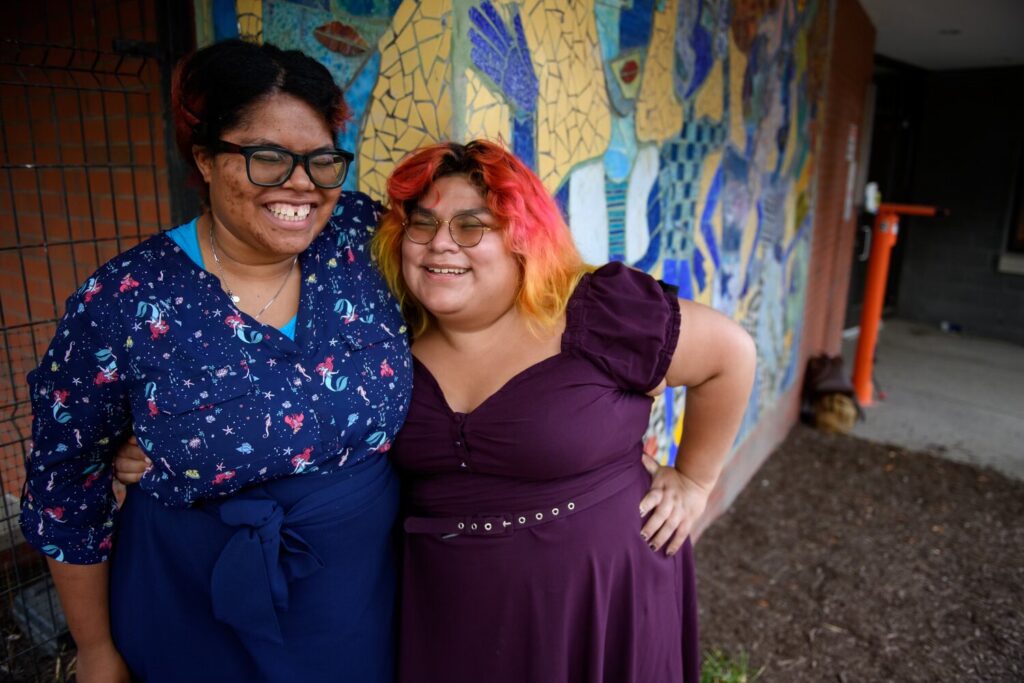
852, 203, 942, 406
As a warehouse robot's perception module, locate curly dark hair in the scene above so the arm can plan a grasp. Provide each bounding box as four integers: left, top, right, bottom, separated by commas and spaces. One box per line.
170, 40, 348, 194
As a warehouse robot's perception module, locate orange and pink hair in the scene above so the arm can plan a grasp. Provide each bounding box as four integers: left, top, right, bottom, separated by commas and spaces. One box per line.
372, 140, 588, 338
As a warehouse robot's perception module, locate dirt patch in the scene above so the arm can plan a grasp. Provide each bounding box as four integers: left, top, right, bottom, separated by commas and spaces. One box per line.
696, 424, 1024, 683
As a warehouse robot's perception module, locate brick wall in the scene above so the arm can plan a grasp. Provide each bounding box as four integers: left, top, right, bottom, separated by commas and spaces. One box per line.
804, 0, 876, 358
0, 0, 172, 498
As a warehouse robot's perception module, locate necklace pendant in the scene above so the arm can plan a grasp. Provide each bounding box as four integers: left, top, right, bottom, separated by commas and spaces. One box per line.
230, 294, 241, 304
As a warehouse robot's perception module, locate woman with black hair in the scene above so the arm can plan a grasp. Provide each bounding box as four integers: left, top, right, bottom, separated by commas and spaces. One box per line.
19, 40, 410, 682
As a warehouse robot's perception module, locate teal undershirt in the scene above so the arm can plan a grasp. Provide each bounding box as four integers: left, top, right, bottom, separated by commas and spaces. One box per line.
167, 219, 298, 340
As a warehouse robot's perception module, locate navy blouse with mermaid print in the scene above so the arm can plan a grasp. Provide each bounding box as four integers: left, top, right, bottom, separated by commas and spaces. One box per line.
20, 192, 412, 565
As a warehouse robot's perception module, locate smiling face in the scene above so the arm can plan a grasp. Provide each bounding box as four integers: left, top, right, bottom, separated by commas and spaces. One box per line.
194, 93, 342, 261
401, 175, 521, 330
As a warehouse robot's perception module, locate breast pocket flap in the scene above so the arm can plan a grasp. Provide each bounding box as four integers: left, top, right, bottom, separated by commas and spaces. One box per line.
158, 365, 255, 415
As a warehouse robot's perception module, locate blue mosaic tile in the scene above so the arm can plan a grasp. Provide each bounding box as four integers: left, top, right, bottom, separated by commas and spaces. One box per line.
468, 2, 538, 114
700, 166, 722, 269
337, 0, 402, 15
213, 0, 239, 41
632, 176, 663, 273
620, 0, 655, 50
606, 179, 628, 262
512, 115, 536, 170
554, 182, 570, 222
284, 0, 329, 8
685, 23, 713, 98
693, 248, 706, 293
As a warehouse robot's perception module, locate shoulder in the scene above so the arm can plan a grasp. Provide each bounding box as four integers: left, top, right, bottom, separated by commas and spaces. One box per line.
571, 262, 677, 308
63, 231, 185, 315
318, 191, 383, 252
564, 261, 680, 393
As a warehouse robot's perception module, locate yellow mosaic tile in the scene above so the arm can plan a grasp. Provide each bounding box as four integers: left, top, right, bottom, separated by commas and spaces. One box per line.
358, 0, 454, 198
728, 33, 747, 151
693, 148, 722, 308
392, 0, 416, 30
636, 0, 684, 143
520, 0, 611, 193
694, 56, 725, 123
419, 0, 448, 19
235, 0, 262, 43
464, 68, 511, 144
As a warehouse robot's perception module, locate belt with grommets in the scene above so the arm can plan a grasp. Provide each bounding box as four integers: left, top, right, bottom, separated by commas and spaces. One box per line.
403, 467, 636, 538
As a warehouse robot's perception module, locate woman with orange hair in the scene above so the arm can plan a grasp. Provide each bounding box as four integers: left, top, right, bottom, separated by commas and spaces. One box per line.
374, 140, 756, 682
115, 138, 755, 681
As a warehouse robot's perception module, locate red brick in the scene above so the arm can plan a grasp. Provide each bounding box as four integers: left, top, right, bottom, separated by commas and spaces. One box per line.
67, 194, 92, 221
54, 91, 80, 119
137, 197, 160, 225
134, 169, 157, 198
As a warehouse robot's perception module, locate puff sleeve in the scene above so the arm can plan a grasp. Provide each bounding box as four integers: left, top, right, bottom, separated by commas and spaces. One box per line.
19, 292, 130, 564
562, 262, 681, 393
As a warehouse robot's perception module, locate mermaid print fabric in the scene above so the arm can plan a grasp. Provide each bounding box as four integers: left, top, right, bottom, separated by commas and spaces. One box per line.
20, 192, 412, 565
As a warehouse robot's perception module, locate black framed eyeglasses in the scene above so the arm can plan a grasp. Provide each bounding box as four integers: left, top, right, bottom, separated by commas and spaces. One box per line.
403, 210, 496, 248
212, 140, 354, 189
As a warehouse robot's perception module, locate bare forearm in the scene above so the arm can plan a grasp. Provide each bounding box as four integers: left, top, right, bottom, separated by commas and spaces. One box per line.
46, 558, 114, 650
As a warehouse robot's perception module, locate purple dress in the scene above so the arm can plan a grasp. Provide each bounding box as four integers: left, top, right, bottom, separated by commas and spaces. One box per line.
391, 263, 700, 683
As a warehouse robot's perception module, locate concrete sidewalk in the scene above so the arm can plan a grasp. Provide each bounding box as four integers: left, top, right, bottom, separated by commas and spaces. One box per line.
841, 319, 1024, 480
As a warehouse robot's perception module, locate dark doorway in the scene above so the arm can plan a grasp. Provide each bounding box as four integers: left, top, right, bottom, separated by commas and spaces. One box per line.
845, 56, 926, 329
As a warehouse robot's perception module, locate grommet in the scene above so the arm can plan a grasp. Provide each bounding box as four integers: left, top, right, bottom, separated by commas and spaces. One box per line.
471, 523, 478, 530
567, 502, 575, 510
518, 516, 526, 524
457, 522, 465, 530
484, 522, 492, 531
552, 508, 559, 515
535, 512, 543, 521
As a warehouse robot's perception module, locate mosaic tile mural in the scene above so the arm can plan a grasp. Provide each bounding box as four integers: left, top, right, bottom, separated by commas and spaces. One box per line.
199, 0, 830, 463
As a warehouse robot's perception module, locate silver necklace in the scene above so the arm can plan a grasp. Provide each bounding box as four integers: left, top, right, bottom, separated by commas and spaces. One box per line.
208, 220, 297, 320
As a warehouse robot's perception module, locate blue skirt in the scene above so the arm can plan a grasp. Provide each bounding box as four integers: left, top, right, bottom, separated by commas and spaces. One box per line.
110, 455, 399, 683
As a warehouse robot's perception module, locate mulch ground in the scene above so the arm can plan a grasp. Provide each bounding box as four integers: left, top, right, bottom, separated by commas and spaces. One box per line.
696, 424, 1024, 683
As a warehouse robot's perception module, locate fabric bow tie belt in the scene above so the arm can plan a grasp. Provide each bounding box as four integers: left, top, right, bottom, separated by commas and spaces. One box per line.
209, 496, 324, 644
205, 456, 392, 645
403, 468, 635, 538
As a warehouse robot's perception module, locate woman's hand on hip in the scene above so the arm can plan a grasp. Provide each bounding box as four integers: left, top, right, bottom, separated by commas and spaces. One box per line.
638, 454, 711, 556
112, 435, 151, 485
74, 640, 130, 683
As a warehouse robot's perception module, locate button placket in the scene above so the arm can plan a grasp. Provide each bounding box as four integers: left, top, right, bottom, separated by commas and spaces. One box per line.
452, 412, 470, 469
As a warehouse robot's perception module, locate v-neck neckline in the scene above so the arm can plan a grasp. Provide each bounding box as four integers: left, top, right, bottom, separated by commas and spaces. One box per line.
408, 270, 598, 418
159, 228, 308, 354
412, 352, 566, 418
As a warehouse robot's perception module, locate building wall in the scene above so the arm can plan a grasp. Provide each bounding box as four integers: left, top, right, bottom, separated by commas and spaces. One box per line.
702, 0, 875, 527
804, 0, 874, 357
203, 0, 849, 523
0, 0, 174, 497
896, 66, 1024, 345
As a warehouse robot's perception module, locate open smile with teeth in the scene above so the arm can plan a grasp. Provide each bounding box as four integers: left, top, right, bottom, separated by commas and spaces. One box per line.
267, 203, 312, 221
426, 267, 469, 275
